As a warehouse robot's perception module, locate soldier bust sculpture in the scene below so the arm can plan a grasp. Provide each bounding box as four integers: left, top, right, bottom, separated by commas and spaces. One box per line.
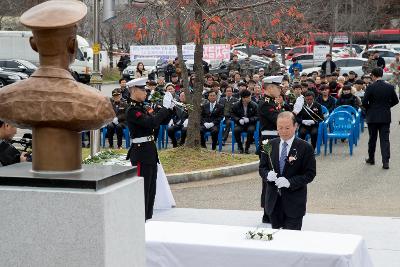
0, 0, 114, 172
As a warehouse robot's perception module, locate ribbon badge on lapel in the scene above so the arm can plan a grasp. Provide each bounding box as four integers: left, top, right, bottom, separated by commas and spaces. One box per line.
286, 148, 298, 165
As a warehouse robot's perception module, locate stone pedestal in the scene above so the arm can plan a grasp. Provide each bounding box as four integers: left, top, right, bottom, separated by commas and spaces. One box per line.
0, 163, 145, 267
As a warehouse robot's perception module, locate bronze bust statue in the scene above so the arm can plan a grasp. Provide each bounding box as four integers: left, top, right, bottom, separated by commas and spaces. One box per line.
0, 0, 114, 172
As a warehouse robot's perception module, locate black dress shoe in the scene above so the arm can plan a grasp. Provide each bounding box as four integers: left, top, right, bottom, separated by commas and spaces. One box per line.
365, 158, 375, 165
244, 148, 250, 154
238, 148, 244, 154
382, 162, 389, 169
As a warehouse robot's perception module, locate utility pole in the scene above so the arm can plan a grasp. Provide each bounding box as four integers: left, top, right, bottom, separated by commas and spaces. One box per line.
90, 0, 102, 157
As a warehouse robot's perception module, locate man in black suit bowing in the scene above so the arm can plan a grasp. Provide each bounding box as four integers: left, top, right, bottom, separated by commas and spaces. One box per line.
363, 67, 399, 169
259, 111, 316, 230
200, 90, 224, 150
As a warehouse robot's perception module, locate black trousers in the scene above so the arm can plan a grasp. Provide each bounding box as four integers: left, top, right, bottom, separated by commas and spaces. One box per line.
269, 196, 303, 230
200, 125, 219, 149
368, 123, 390, 163
298, 124, 318, 149
222, 117, 232, 141
234, 124, 255, 150
168, 125, 187, 147
106, 123, 124, 148
137, 162, 158, 221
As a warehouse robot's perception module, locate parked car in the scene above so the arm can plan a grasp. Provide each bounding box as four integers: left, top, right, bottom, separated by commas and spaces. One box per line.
122, 58, 162, 80
301, 57, 392, 81
0, 67, 24, 88
286, 45, 313, 60
371, 44, 400, 53
209, 57, 269, 76
0, 59, 37, 76
361, 49, 397, 65
286, 53, 325, 69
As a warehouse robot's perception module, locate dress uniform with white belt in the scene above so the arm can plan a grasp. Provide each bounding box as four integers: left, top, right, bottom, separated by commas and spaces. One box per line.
125, 77, 175, 220
258, 75, 283, 224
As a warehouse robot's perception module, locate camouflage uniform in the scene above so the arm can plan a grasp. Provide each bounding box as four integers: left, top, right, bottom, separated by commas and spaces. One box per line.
266, 60, 281, 76
389, 60, 400, 89
362, 59, 377, 75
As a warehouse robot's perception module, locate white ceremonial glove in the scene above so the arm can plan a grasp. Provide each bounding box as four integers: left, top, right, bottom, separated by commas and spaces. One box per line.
239, 119, 245, 125
204, 122, 212, 129
183, 119, 188, 128
302, 120, 309, 126
168, 119, 173, 127
113, 117, 119, 125
267, 171, 278, 182
275, 177, 290, 188
163, 91, 173, 109
208, 122, 214, 128
243, 117, 250, 123
308, 120, 315, 125
293, 95, 304, 114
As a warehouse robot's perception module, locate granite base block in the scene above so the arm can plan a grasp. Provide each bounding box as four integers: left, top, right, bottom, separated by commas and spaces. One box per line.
0, 176, 145, 267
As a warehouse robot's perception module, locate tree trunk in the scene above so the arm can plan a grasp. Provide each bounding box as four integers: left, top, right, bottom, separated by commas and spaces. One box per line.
108, 29, 114, 68
279, 43, 286, 65
175, 13, 189, 96
185, 2, 204, 148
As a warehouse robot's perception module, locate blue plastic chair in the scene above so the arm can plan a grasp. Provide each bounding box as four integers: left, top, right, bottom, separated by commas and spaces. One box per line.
101, 127, 131, 148
324, 111, 356, 156
230, 120, 259, 154
157, 125, 168, 149
332, 105, 360, 144
321, 105, 329, 120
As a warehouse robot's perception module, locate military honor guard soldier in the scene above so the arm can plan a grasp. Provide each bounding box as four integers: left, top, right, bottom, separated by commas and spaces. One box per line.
126, 77, 175, 220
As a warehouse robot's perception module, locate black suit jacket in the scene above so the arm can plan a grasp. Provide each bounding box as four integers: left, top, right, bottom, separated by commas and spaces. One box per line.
362, 80, 399, 124
231, 100, 258, 126
259, 137, 316, 218
200, 102, 224, 126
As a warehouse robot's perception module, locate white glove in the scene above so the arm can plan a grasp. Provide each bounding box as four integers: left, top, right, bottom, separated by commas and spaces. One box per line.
243, 117, 250, 123
275, 177, 290, 188
163, 92, 173, 109
168, 119, 173, 127
302, 120, 314, 126
204, 122, 212, 129
113, 117, 119, 125
183, 119, 188, 127
208, 122, 214, 128
293, 95, 304, 114
239, 119, 245, 125
267, 171, 278, 182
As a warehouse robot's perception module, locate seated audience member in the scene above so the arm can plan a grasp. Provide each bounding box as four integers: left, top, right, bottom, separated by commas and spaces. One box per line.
316, 84, 336, 113
200, 90, 224, 150
107, 89, 128, 149
231, 90, 258, 154
296, 91, 324, 149
220, 86, 238, 145
337, 84, 360, 109
275, 94, 292, 112
167, 92, 189, 147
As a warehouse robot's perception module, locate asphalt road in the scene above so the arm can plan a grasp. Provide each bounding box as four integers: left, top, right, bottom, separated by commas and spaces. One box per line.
171, 105, 400, 217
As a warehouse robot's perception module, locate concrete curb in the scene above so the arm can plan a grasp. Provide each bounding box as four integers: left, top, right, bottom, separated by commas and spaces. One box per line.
102, 81, 118, 85
166, 160, 260, 184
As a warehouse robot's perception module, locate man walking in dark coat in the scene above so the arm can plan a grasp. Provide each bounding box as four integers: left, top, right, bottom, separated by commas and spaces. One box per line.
363, 68, 399, 169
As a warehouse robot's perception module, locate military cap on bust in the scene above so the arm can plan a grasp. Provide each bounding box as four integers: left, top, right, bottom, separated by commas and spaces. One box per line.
19, 0, 87, 29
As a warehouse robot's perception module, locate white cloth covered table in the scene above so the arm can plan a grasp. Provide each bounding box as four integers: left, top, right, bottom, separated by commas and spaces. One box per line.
146, 221, 373, 267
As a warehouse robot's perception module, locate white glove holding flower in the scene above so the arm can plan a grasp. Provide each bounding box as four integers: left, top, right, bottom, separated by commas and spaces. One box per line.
275, 177, 290, 188
267, 171, 278, 182
113, 117, 119, 125
239, 119, 245, 125
243, 117, 250, 123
